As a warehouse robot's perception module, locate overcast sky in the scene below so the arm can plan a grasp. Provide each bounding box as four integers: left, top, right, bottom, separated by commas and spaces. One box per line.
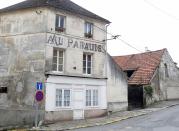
1, 0, 179, 64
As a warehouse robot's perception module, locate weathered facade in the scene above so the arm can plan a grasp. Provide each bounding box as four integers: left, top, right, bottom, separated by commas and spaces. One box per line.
0, 0, 110, 127
107, 54, 128, 112
0, 7, 46, 127
114, 49, 179, 108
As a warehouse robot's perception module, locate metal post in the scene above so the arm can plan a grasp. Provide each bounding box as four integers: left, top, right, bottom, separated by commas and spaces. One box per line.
35, 102, 39, 128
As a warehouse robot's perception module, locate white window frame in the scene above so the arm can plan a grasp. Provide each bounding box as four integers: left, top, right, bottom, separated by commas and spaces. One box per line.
56, 89, 71, 108
52, 49, 64, 72
85, 22, 93, 38
86, 89, 99, 107
55, 15, 66, 32
83, 53, 92, 75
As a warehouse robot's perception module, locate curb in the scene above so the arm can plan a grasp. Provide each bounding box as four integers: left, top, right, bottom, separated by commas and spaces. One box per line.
59, 103, 179, 131
56, 112, 148, 131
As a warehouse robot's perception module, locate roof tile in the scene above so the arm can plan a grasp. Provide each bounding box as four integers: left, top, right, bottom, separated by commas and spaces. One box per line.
113, 49, 166, 85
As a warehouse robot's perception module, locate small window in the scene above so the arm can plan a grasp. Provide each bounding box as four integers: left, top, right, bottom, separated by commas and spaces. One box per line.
0, 87, 7, 93
56, 89, 71, 107
164, 64, 169, 77
53, 49, 64, 72
86, 89, 98, 107
55, 15, 66, 32
83, 53, 92, 74
85, 22, 93, 38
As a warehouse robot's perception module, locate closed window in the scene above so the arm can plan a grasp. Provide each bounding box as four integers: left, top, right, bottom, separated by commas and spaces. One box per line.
83, 54, 92, 74
53, 49, 64, 72
56, 89, 71, 107
86, 89, 98, 106
86, 90, 91, 106
55, 15, 66, 32
85, 22, 93, 38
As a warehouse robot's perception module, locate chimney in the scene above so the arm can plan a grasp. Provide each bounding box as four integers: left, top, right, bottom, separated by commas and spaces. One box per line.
145, 47, 150, 52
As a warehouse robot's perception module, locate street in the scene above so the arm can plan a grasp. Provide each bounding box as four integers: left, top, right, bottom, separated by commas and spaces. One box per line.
72, 105, 179, 131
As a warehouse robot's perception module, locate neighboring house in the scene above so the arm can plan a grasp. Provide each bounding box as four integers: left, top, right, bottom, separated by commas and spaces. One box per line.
0, 0, 111, 126
107, 54, 128, 112
113, 48, 179, 108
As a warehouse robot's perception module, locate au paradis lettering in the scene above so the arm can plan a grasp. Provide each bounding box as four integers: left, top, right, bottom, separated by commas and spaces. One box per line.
47, 34, 106, 53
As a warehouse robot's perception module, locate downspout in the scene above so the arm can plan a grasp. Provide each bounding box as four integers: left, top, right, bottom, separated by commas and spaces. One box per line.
105, 23, 110, 77
105, 23, 110, 113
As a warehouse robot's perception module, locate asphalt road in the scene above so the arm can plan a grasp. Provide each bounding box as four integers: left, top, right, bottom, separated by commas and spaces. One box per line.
72, 105, 179, 131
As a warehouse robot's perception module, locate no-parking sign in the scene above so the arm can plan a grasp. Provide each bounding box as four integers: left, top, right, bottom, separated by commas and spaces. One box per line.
35, 90, 44, 102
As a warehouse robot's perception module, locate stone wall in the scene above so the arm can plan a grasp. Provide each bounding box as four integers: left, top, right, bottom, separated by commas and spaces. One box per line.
0, 108, 44, 128
84, 109, 107, 118
159, 50, 179, 100
148, 49, 179, 106
0, 8, 47, 127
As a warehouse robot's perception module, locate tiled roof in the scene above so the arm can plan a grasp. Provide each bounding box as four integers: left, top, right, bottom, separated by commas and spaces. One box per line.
113, 49, 166, 85
0, 0, 110, 23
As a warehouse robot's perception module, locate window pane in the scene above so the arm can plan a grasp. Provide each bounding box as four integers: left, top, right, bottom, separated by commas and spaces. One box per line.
59, 58, 63, 64
56, 89, 62, 107
83, 60, 86, 67
86, 90, 91, 106
53, 49, 57, 56
60, 17, 64, 28
83, 54, 86, 60
87, 68, 91, 74
53, 64, 57, 71
55, 15, 59, 28
93, 90, 98, 106
64, 90, 70, 107
87, 55, 91, 61
53, 56, 57, 64
85, 23, 88, 33
58, 65, 63, 71
59, 51, 63, 57
87, 61, 91, 68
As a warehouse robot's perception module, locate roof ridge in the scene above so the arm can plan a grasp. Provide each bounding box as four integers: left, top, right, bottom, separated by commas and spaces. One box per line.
0, 0, 110, 23
113, 48, 166, 57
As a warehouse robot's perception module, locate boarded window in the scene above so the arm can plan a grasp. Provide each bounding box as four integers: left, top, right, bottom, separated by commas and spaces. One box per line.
0, 87, 7, 93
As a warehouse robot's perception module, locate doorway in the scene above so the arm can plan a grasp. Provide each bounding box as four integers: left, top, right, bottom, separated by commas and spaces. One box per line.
73, 89, 84, 119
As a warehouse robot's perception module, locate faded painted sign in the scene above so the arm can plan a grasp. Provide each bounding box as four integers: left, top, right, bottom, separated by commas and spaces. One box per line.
47, 34, 106, 53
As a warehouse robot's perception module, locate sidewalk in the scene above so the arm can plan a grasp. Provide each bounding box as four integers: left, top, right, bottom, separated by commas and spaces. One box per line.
36, 99, 179, 131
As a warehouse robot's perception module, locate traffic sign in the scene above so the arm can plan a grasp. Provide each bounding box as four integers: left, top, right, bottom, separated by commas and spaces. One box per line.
36, 82, 43, 90
35, 91, 44, 102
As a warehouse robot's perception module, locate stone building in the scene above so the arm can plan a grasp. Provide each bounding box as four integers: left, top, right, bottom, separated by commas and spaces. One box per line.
0, 0, 111, 126
107, 54, 128, 112
114, 48, 179, 109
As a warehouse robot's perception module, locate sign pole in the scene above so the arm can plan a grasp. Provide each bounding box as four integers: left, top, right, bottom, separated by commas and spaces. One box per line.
35, 102, 39, 128
34, 82, 44, 128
